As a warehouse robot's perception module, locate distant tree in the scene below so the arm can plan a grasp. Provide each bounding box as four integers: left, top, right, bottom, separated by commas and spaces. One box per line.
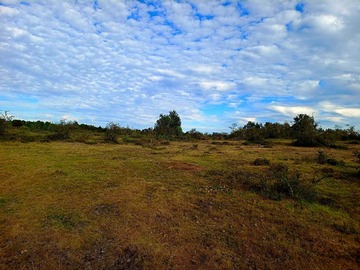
229, 123, 244, 140
46, 120, 74, 141
264, 122, 281, 138
229, 123, 238, 133
0, 111, 14, 136
243, 121, 264, 142
186, 128, 205, 140
154, 110, 183, 138
11, 119, 24, 127
345, 125, 360, 140
104, 122, 121, 143
291, 114, 319, 146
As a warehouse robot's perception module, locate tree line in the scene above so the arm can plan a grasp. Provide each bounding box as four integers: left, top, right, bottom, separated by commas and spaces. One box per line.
1, 110, 359, 146
229, 114, 359, 146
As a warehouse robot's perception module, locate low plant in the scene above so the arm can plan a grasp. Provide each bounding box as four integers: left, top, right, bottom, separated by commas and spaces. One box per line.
317, 149, 327, 164
253, 164, 317, 201
317, 150, 345, 166
333, 221, 357, 235
191, 144, 198, 150
326, 158, 345, 166
253, 158, 270, 166
204, 164, 318, 202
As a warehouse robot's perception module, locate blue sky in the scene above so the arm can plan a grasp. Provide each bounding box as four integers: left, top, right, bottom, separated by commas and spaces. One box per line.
0, 0, 359, 132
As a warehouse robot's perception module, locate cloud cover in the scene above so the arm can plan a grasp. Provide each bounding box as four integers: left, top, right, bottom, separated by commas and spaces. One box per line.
0, 0, 359, 132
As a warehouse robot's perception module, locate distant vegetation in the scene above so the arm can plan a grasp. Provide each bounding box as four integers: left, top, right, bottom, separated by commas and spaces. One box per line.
1, 110, 359, 146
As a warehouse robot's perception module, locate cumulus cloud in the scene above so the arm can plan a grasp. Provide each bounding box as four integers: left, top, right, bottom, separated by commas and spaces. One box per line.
319, 102, 360, 118
0, 0, 359, 132
270, 105, 316, 117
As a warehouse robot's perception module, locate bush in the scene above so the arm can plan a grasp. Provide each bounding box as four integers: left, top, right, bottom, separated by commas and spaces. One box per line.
18, 135, 37, 143
11, 119, 24, 127
160, 140, 171, 145
333, 222, 357, 235
0, 119, 6, 136
317, 150, 345, 166
72, 132, 91, 143
104, 123, 120, 143
265, 164, 317, 201
242, 164, 317, 201
317, 150, 327, 164
326, 158, 345, 166
122, 136, 136, 144
47, 129, 71, 141
253, 158, 270, 166
191, 144, 198, 150
354, 150, 360, 163
46, 120, 75, 141
0, 111, 13, 137
204, 164, 318, 202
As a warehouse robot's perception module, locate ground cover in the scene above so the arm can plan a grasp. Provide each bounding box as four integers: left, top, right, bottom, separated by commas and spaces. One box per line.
0, 141, 359, 269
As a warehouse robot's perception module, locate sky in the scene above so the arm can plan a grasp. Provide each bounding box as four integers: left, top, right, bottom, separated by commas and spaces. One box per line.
0, 0, 359, 132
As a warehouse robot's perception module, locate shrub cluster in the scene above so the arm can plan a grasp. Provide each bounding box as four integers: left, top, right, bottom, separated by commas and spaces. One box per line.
317, 150, 345, 166
251, 164, 317, 201
104, 122, 120, 143
205, 163, 318, 202
253, 158, 270, 166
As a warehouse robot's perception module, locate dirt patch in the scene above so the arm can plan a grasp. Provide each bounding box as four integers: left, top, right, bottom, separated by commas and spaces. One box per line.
166, 161, 202, 172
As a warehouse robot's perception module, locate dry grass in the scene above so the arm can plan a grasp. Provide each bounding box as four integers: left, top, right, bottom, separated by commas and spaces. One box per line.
0, 141, 359, 269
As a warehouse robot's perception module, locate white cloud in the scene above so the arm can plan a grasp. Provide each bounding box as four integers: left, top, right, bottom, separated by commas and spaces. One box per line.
199, 81, 236, 91
156, 69, 185, 78
190, 65, 218, 74
319, 102, 360, 117
0, 5, 19, 16
323, 116, 344, 123
243, 76, 268, 87
335, 108, 360, 118
270, 105, 316, 117
148, 76, 163, 82
0, 0, 359, 131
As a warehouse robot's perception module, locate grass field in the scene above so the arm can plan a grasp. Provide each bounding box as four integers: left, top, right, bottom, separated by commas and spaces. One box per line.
0, 140, 359, 269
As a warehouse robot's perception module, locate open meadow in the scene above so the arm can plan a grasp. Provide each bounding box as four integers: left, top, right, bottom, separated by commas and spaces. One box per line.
0, 140, 359, 269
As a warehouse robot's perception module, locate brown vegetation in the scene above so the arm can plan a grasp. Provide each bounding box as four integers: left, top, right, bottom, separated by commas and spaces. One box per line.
0, 140, 359, 269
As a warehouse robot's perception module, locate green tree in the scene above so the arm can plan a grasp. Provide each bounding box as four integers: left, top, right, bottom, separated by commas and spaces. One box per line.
154, 110, 183, 138
291, 114, 318, 146
243, 121, 264, 142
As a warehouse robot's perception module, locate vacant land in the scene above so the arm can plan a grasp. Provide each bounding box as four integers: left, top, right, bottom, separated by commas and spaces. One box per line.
0, 140, 359, 269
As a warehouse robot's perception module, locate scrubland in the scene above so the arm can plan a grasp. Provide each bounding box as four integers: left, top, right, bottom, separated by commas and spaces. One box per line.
0, 140, 359, 269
